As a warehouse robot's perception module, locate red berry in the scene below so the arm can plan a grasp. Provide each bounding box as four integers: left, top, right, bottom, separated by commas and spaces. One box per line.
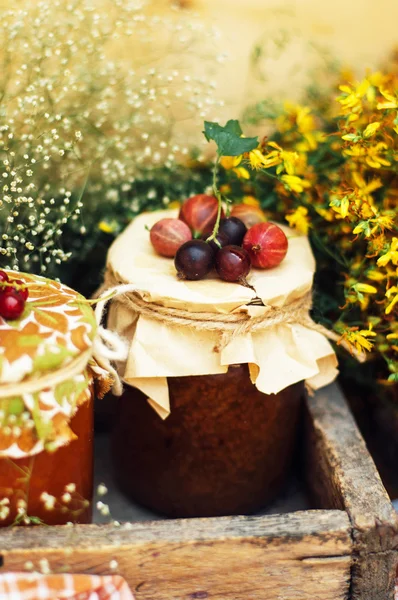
13, 279, 29, 301
179, 194, 224, 237
0, 270, 9, 284
150, 218, 192, 257
215, 245, 251, 282
231, 204, 266, 229
174, 240, 214, 280
243, 222, 288, 269
0, 289, 25, 320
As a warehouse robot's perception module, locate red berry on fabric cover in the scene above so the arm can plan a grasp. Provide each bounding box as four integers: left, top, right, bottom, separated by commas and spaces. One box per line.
0, 289, 25, 320
0, 270, 9, 284
14, 279, 29, 301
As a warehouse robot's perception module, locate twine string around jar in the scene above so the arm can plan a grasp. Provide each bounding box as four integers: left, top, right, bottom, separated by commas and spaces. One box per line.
92, 268, 365, 395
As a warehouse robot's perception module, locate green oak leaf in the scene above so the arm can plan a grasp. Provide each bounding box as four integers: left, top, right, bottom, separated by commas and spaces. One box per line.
203, 120, 258, 157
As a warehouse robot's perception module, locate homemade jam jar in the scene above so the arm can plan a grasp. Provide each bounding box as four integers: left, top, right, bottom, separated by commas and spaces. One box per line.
112, 370, 303, 517
105, 209, 338, 518
0, 271, 110, 526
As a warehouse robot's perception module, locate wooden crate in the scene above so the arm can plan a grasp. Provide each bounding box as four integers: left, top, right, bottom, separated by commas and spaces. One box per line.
0, 384, 397, 600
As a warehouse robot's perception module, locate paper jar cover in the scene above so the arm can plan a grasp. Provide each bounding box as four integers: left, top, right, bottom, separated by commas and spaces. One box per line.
106, 209, 338, 417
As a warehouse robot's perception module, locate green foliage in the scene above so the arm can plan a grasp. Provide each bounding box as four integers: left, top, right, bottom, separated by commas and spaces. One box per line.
203, 120, 258, 156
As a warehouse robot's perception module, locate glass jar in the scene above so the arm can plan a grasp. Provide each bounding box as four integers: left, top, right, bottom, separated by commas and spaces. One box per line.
0, 271, 108, 526
0, 391, 94, 526
112, 365, 303, 517
105, 209, 337, 518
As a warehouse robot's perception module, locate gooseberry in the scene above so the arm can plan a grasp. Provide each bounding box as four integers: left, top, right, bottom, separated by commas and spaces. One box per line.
150, 218, 192, 257
205, 231, 229, 254
179, 194, 224, 237
231, 204, 266, 229
242, 222, 288, 269
218, 217, 247, 246
215, 245, 251, 282
174, 240, 214, 280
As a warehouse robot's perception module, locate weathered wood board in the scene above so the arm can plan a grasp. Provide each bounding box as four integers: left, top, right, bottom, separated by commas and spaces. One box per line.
0, 383, 397, 600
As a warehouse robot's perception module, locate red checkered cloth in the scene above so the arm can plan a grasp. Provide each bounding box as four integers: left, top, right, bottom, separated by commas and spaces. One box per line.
0, 573, 134, 599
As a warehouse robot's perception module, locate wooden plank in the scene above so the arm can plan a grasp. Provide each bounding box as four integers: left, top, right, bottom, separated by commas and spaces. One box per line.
304, 383, 398, 600
0, 511, 352, 600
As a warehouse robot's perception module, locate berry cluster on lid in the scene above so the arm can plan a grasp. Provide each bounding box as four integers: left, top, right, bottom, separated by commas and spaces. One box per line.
0, 271, 28, 320
149, 194, 288, 284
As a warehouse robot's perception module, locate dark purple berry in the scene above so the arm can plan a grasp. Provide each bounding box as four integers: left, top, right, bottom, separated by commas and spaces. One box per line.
215, 245, 251, 282
204, 231, 229, 254
218, 217, 247, 246
174, 240, 214, 280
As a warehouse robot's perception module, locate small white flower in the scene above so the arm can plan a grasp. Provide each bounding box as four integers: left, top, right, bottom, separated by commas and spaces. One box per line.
97, 483, 108, 496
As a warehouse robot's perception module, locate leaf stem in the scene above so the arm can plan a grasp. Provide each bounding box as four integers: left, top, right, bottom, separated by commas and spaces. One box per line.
206, 156, 223, 242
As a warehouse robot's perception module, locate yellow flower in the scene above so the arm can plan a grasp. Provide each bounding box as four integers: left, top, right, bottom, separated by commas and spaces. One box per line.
98, 220, 117, 234
385, 286, 398, 315
344, 142, 391, 168
220, 155, 250, 179
365, 142, 391, 169
168, 200, 181, 209
315, 206, 334, 222
338, 79, 370, 113
377, 238, 398, 267
354, 283, 378, 294
233, 167, 250, 180
249, 149, 270, 170
330, 195, 350, 219
242, 195, 260, 206
351, 171, 382, 203
363, 121, 381, 138
339, 324, 376, 355
367, 270, 386, 282
340, 196, 350, 218
285, 206, 310, 235
377, 88, 398, 110
260, 142, 300, 175
368, 214, 395, 235
280, 175, 311, 194
220, 155, 242, 170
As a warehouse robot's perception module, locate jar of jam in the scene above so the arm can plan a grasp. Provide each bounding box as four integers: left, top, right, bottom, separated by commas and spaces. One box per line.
104, 209, 338, 518
0, 271, 111, 526
112, 368, 303, 517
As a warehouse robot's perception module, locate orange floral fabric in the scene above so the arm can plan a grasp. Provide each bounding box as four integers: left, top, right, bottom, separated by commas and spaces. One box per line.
0, 271, 111, 458
0, 573, 134, 599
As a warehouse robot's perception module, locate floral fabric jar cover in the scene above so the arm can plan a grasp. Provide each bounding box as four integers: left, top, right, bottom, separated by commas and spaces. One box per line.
0, 271, 111, 525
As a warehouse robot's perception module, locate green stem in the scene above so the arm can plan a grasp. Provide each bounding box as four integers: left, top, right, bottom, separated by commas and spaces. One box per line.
206, 156, 223, 243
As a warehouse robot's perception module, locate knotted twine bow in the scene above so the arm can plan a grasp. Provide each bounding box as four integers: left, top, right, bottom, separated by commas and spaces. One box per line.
92, 268, 364, 396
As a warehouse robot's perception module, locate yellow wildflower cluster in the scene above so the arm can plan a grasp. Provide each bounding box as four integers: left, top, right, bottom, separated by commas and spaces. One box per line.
220, 68, 398, 382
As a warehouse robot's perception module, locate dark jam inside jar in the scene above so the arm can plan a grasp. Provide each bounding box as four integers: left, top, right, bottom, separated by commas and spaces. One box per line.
112, 364, 303, 518
0, 393, 94, 526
